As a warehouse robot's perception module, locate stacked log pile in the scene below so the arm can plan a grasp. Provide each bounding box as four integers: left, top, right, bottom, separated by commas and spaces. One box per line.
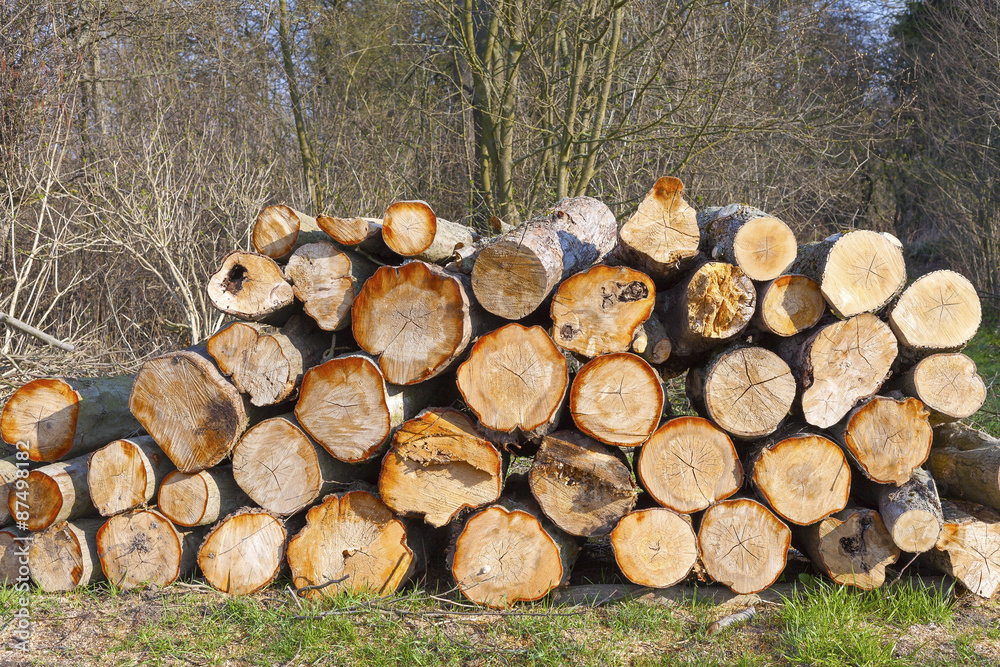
1, 178, 997, 604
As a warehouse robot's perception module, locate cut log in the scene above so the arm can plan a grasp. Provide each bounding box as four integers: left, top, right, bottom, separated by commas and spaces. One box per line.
1, 375, 139, 462
610, 508, 698, 588
232, 415, 376, 516
284, 242, 380, 331
456, 324, 568, 444
686, 346, 796, 439
779, 314, 898, 429
379, 408, 505, 528
635, 416, 742, 513
932, 422, 999, 451
753, 274, 826, 337
697, 204, 797, 281
381, 200, 475, 263
251, 204, 324, 260
630, 311, 672, 365
831, 395, 932, 485
888, 270, 981, 354
27, 517, 105, 592
613, 177, 701, 281
471, 196, 617, 320
206, 251, 295, 323
790, 230, 906, 318
664, 261, 757, 358
158, 466, 249, 527
0, 456, 23, 526
528, 430, 638, 537
569, 353, 664, 446
88, 436, 175, 517
927, 438, 1000, 512
316, 214, 383, 246
924, 500, 1000, 598
744, 432, 850, 526
795, 506, 900, 590
352, 261, 476, 385
0, 528, 27, 583
897, 353, 986, 423
287, 489, 424, 598
11, 454, 93, 532
698, 497, 791, 595
550, 265, 655, 358
198, 508, 287, 595
207, 316, 331, 407
295, 354, 440, 463
96, 509, 203, 589
854, 468, 943, 553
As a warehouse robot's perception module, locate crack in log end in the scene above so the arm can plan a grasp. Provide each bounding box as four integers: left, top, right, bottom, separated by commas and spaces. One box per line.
560, 324, 578, 341
616, 281, 650, 302
222, 263, 248, 295
130, 531, 153, 555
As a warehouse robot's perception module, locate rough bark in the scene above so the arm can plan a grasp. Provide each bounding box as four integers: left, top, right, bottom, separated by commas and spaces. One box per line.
888, 270, 981, 354
932, 422, 1000, 451
927, 437, 1000, 512
610, 508, 698, 588
569, 353, 664, 446
0, 456, 23, 526
853, 468, 943, 553
157, 466, 249, 527
88, 436, 175, 517
830, 396, 932, 486
698, 497, 791, 595
795, 506, 900, 590
381, 200, 476, 263
11, 454, 93, 532
198, 508, 288, 595
924, 500, 1000, 598
897, 353, 986, 423
613, 177, 701, 281
251, 205, 325, 261
697, 204, 797, 281
752, 274, 826, 337
663, 261, 757, 358
630, 311, 672, 365
96, 509, 204, 589
27, 517, 105, 592
284, 242, 380, 331
206, 250, 295, 323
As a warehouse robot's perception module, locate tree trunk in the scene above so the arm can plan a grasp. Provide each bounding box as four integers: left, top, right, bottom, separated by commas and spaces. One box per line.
381, 200, 475, 263
157, 466, 249, 528
13, 454, 93, 532
778, 314, 897, 429
27, 517, 105, 592
630, 311, 672, 365
830, 396, 932, 486
284, 242, 380, 331
206, 251, 295, 324
888, 270, 981, 355
924, 500, 1000, 599
96, 509, 204, 589
789, 230, 906, 318
853, 468, 943, 553
663, 261, 757, 358
927, 437, 1000, 512
697, 497, 791, 595
0, 528, 27, 583
470, 196, 618, 320
251, 205, 325, 261
295, 353, 443, 463
198, 508, 288, 595
206, 315, 331, 407
88, 436, 175, 517
316, 214, 383, 246
528, 430, 638, 537
1, 375, 139, 462
698, 204, 797, 281
456, 323, 569, 445
932, 422, 999, 451
686, 345, 796, 440
549, 265, 655, 358
897, 353, 986, 423
232, 414, 378, 516
752, 274, 826, 337
635, 416, 743, 513
569, 353, 664, 447
613, 177, 701, 282
743, 432, 850, 526
0, 456, 23, 526
378, 408, 505, 528
610, 507, 698, 588
795, 506, 900, 590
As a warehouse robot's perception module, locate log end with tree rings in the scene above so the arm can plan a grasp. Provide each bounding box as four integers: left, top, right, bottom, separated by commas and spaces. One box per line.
616, 176, 701, 278
902, 353, 986, 423
381, 200, 437, 256
471, 225, 563, 321
730, 215, 798, 281
12, 456, 91, 532
252, 204, 311, 259
569, 353, 663, 446
198, 508, 287, 595
0, 529, 25, 584
636, 416, 743, 513
379, 408, 504, 528
550, 265, 655, 358
838, 396, 933, 485
457, 323, 568, 439
96, 509, 194, 589
672, 261, 757, 357
158, 467, 247, 527
797, 507, 900, 590
88, 436, 172, 517
698, 497, 791, 595
285, 242, 356, 331
28, 518, 104, 592
926, 500, 1000, 599
816, 230, 906, 318
889, 270, 981, 352
317, 214, 381, 246
755, 274, 826, 336
2, 378, 79, 462
610, 508, 698, 588
352, 261, 472, 385
206, 251, 294, 322
287, 490, 415, 599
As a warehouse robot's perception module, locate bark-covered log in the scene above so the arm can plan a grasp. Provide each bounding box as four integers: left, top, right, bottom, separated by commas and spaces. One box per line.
630, 311, 672, 365
1, 375, 139, 462
88, 436, 174, 517
795, 506, 900, 590
12, 454, 93, 531
471, 196, 617, 320
927, 436, 1000, 511
613, 177, 701, 282
0, 456, 23, 526
158, 466, 249, 527
897, 353, 986, 423
457, 323, 568, 445
888, 270, 981, 355
698, 497, 791, 595
664, 261, 757, 358
381, 200, 475, 263
610, 508, 698, 588
198, 508, 288, 595
0, 528, 26, 583
206, 251, 295, 323
789, 230, 906, 318
569, 353, 663, 447
251, 204, 325, 260
924, 500, 1000, 598
379, 408, 505, 528
932, 422, 999, 451
27, 517, 105, 592
295, 353, 442, 463
96, 509, 204, 589
550, 265, 655, 358
830, 396, 932, 485
854, 468, 943, 553
753, 274, 826, 337
284, 242, 380, 331
635, 416, 742, 513
316, 214, 383, 246
697, 204, 797, 281
686, 345, 796, 439
528, 430, 638, 537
